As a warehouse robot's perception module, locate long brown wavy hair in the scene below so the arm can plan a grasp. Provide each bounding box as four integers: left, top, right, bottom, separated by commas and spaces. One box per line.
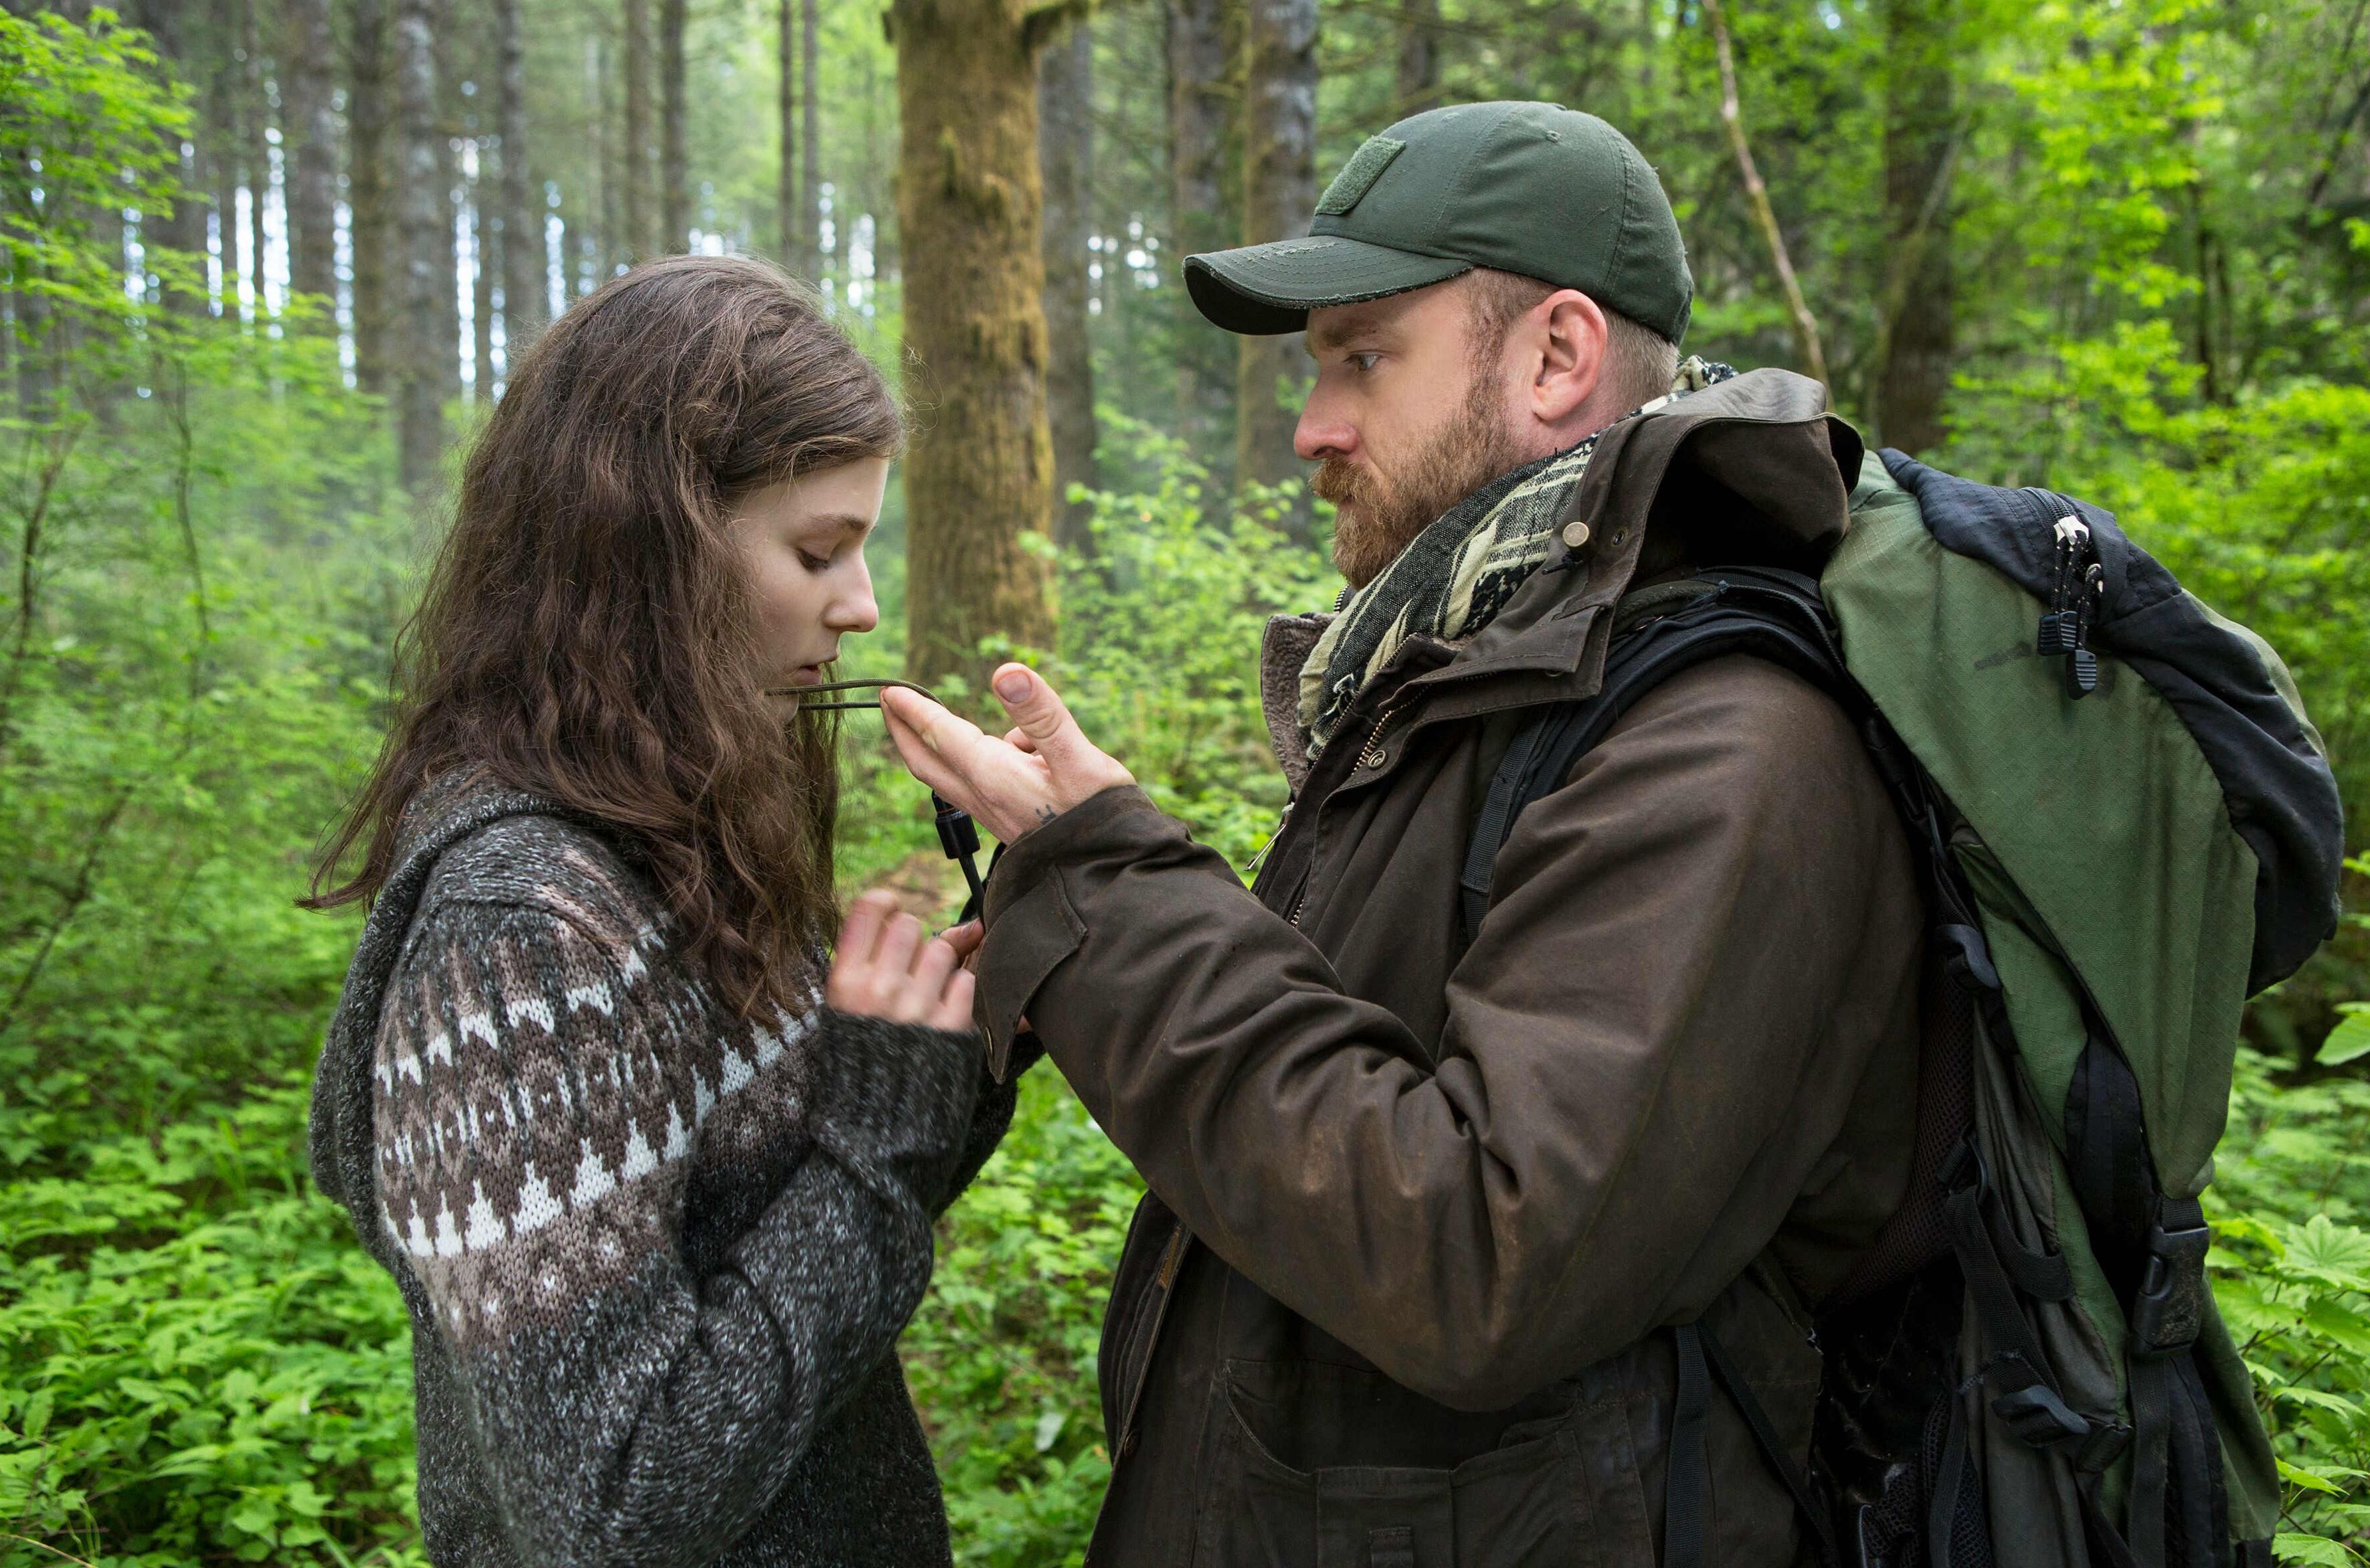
309, 254, 902, 1016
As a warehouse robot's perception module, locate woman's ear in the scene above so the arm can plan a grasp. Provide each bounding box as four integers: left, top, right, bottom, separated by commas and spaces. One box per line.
1528, 290, 1610, 424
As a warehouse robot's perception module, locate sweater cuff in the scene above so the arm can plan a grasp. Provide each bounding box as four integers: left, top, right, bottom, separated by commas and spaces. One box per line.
975, 785, 1174, 1078
810, 1008, 984, 1146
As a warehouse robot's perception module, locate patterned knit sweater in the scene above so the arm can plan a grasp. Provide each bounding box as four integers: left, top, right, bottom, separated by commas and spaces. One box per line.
309, 771, 1024, 1567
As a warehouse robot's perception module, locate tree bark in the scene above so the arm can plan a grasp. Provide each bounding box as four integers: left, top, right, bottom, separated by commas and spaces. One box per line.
801, 0, 822, 281
661, 0, 689, 249
350, 0, 393, 389
473, 169, 494, 400
1235, 0, 1316, 510
497, 0, 541, 353
622, 0, 655, 258
1166, 0, 1233, 481
1873, 0, 1954, 452
240, 0, 272, 317
395, 0, 452, 490
1039, 15, 1098, 549
284, 0, 338, 309
1396, 0, 1442, 115
1701, 0, 1827, 389
778, 0, 797, 266
891, 0, 1063, 690
134, 0, 209, 313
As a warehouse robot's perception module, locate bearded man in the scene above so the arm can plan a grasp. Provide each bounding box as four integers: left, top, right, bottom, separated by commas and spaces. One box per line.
886, 101, 1923, 1567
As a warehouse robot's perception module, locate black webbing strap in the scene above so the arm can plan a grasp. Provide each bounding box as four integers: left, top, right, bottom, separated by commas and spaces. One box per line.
1665, 1321, 1843, 1568
1667, 1324, 1713, 1568
1460, 569, 1858, 944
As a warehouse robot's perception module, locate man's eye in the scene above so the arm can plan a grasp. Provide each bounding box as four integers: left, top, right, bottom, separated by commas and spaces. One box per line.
1349, 352, 1382, 373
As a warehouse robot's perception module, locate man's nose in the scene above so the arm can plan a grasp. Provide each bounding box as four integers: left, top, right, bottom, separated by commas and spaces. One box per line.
1295, 400, 1357, 463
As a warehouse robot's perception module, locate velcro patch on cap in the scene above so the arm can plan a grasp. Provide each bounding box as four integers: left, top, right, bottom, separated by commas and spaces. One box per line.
1315, 135, 1406, 217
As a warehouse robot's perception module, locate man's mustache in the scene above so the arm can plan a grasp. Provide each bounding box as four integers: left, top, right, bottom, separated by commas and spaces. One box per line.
1311, 458, 1374, 509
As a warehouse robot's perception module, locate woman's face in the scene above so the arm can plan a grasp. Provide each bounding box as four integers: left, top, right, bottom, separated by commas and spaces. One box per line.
727, 457, 889, 721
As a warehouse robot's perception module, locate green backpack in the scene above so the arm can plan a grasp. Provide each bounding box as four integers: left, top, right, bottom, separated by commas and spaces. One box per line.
1461, 446, 2346, 1568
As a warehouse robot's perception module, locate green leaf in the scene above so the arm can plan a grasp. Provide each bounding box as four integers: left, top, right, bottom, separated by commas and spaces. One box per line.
2318, 1009, 2370, 1068
2272, 1533, 2358, 1567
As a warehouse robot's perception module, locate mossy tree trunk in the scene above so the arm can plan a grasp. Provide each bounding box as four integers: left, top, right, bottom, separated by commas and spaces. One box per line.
893, 0, 1073, 693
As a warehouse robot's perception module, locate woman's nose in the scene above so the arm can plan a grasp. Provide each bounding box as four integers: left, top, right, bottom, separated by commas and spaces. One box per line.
826, 561, 880, 635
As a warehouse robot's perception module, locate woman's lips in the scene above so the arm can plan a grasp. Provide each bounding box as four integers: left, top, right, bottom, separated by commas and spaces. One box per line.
782, 666, 826, 687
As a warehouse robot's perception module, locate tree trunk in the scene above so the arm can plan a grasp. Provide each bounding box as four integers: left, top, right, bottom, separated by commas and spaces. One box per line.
240, 0, 272, 317
1396, 0, 1441, 115
395, 0, 452, 491
622, 0, 655, 259
497, 0, 541, 353
891, 0, 1061, 691
801, 0, 822, 282
1166, 0, 1233, 481
1874, 0, 1954, 453
778, 0, 797, 266
661, 0, 689, 249
350, 0, 392, 389
134, 0, 209, 313
473, 169, 495, 400
284, 0, 338, 309
1038, 15, 1098, 549
1235, 0, 1316, 510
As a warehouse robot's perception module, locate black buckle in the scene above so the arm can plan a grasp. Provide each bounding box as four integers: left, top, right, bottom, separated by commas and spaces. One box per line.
2129, 1211, 2212, 1359
1935, 923, 2002, 994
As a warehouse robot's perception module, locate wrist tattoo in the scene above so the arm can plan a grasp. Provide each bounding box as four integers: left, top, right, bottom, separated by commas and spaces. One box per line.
1035, 804, 1057, 826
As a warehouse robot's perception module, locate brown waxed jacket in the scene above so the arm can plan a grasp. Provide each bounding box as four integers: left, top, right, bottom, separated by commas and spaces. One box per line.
972, 371, 1926, 1568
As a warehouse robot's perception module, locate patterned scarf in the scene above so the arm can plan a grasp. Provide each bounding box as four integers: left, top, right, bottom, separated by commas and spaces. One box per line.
1299, 356, 1738, 759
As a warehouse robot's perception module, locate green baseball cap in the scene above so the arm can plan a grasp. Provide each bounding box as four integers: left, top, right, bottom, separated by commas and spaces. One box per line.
1184, 100, 1692, 343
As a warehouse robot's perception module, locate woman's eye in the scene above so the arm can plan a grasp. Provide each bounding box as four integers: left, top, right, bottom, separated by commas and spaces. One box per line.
798, 549, 834, 572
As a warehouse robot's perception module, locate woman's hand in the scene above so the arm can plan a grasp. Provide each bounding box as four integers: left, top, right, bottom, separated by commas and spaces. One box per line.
826, 890, 978, 1032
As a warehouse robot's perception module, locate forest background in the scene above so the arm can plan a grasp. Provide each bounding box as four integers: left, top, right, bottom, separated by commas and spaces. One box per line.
1, 0, 2367, 1561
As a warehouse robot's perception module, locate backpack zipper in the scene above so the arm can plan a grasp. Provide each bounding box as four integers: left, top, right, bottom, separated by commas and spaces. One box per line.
2035, 505, 2104, 698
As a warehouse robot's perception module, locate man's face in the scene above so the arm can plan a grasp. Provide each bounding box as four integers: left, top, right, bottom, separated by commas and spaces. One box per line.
1298, 280, 1526, 589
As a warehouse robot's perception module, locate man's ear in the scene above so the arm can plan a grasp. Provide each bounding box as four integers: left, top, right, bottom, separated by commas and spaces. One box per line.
1528, 290, 1609, 424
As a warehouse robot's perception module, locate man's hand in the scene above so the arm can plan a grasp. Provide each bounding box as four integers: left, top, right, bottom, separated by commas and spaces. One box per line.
879, 663, 1134, 845
826, 889, 977, 1031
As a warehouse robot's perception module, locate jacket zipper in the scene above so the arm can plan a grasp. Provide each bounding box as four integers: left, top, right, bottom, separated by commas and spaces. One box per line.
1283, 697, 1410, 928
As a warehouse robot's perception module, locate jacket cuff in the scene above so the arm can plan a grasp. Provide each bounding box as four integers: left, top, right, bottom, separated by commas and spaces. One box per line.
975, 785, 1166, 1078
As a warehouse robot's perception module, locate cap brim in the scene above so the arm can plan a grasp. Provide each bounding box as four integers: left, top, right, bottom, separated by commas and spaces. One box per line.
1183, 236, 1473, 335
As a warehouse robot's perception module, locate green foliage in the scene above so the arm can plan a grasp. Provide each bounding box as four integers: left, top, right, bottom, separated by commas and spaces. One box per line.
3, 3, 2368, 1565
2211, 1045, 2370, 1559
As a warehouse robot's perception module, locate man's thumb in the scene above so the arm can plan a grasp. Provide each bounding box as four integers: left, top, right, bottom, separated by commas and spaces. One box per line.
992, 665, 1071, 748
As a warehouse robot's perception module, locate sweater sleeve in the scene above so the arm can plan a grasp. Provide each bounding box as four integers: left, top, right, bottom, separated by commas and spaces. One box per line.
371, 900, 981, 1568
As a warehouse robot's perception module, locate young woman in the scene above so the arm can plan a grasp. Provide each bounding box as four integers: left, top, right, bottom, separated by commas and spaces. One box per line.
306, 256, 1014, 1567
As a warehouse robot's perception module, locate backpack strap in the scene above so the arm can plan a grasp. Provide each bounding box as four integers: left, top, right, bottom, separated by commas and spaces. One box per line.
1459, 568, 1864, 944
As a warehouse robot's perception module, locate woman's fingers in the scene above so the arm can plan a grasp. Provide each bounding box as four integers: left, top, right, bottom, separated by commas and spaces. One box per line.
905, 931, 958, 1021
928, 968, 977, 1033
827, 895, 984, 1035
824, 890, 898, 1011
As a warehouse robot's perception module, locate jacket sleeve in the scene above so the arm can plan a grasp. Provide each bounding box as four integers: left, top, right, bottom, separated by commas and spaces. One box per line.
974, 659, 1920, 1411
372, 901, 981, 1567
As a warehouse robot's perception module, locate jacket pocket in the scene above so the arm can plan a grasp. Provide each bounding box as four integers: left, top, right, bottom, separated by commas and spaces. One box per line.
1192, 1361, 1595, 1568
1099, 1192, 1188, 1459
